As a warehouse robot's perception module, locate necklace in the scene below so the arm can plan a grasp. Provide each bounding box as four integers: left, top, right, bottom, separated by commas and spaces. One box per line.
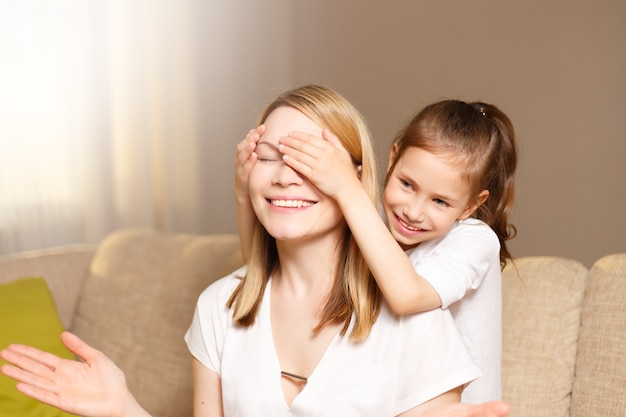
280, 370, 308, 383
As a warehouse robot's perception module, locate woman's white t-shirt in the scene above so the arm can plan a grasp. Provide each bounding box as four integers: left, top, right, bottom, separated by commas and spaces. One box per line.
185, 268, 480, 417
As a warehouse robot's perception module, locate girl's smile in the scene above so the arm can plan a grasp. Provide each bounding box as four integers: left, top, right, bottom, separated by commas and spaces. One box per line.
383, 147, 476, 250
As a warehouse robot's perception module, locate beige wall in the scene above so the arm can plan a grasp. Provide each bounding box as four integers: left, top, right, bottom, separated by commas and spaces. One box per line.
206, 1, 625, 267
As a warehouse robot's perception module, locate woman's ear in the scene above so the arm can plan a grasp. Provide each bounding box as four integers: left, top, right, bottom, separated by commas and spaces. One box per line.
459, 190, 489, 220
356, 165, 362, 180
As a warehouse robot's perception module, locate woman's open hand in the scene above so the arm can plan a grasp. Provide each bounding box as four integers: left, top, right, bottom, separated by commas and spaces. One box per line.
0, 331, 149, 417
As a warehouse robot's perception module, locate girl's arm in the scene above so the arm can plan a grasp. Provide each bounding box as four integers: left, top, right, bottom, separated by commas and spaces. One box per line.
234, 126, 265, 262
0, 331, 151, 417
192, 358, 224, 417
279, 131, 441, 315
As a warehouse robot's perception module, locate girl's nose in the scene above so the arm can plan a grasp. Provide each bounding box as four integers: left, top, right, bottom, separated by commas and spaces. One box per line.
403, 200, 426, 222
273, 162, 304, 186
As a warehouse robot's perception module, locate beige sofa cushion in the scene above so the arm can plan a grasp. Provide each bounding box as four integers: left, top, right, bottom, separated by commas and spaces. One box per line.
72, 229, 242, 417
571, 253, 626, 417
0, 247, 95, 329
502, 256, 587, 417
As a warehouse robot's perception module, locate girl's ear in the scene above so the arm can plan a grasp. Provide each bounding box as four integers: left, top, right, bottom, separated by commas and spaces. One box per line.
388, 143, 400, 171
459, 190, 489, 220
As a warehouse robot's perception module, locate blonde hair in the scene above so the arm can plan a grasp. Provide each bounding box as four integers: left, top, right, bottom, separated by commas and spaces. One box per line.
227, 85, 381, 341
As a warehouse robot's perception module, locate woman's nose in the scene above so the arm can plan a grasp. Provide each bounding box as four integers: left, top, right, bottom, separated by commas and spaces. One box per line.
273, 162, 304, 186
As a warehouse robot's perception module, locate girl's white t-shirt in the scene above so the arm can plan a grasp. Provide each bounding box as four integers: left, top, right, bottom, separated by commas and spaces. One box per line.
185, 269, 480, 417
406, 218, 502, 403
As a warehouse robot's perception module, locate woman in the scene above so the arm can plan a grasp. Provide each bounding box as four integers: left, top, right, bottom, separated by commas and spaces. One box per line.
1, 85, 510, 417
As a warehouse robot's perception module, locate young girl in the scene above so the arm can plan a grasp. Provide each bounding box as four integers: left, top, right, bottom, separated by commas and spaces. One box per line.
235, 99, 517, 403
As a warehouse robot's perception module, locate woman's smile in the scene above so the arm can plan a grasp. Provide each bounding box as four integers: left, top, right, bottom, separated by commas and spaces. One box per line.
268, 198, 316, 209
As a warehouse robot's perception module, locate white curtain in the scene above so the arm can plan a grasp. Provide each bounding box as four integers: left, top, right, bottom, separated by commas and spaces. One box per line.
0, 0, 205, 254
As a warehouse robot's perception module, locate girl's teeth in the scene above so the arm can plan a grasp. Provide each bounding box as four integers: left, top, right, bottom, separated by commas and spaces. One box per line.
400, 218, 420, 231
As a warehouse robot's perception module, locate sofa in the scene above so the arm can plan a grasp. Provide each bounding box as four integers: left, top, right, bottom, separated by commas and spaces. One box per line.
0, 228, 624, 417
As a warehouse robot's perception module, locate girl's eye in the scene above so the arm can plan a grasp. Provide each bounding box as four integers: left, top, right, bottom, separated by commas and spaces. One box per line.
433, 198, 449, 208
400, 179, 413, 190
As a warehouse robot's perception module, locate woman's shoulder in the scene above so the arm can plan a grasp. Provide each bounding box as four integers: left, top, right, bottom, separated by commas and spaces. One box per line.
197, 266, 246, 306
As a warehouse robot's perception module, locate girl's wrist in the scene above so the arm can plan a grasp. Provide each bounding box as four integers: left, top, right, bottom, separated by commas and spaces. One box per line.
336, 179, 367, 208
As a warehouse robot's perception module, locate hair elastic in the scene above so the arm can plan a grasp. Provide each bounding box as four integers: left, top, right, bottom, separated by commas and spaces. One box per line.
473, 102, 487, 117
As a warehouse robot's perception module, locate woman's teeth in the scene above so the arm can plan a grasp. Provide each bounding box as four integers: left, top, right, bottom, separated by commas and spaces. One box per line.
271, 199, 314, 208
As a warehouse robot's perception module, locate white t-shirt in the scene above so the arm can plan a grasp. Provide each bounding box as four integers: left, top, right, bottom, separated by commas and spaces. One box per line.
406, 217, 502, 403
185, 269, 480, 417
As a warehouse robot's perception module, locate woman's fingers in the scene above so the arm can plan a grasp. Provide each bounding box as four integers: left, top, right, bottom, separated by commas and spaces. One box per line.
0, 344, 66, 406
61, 331, 100, 363
1, 343, 60, 376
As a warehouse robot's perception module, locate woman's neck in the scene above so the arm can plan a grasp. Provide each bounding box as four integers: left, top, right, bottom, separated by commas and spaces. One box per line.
274, 233, 341, 296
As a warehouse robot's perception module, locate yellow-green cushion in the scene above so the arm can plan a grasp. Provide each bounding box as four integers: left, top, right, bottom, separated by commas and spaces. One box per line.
0, 277, 78, 417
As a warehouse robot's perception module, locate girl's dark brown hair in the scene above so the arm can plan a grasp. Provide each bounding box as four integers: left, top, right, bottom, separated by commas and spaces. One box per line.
387, 100, 518, 267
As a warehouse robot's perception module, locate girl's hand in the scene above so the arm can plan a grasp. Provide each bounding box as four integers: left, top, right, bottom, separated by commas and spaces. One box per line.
278, 129, 361, 200
0, 331, 150, 417
234, 125, 265, 201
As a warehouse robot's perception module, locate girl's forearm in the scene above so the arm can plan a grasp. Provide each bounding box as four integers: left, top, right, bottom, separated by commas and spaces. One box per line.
336, 183, 441, 314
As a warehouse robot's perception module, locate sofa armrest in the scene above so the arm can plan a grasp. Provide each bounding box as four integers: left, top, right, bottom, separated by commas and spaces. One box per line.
0, 245, 96, 329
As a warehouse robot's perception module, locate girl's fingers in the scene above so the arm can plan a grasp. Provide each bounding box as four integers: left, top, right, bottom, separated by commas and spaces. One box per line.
237, 125, 265, 156
282, 154, 313, 178
243, 152, 258, 171
279, 140, 316, 168
236, 126, 264, 171
282, 130, 349, 161
283, 131, 327, 154
322, 129, 349, 153
279, 133, 326, 166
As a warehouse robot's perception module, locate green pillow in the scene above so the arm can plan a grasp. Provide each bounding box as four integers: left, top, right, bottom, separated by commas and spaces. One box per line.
0, 277, 78, 417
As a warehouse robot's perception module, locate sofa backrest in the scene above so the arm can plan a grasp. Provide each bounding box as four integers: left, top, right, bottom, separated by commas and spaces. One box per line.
501, 256, 588, 417
72, 229, 243, 417
570, 253, 626, 417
